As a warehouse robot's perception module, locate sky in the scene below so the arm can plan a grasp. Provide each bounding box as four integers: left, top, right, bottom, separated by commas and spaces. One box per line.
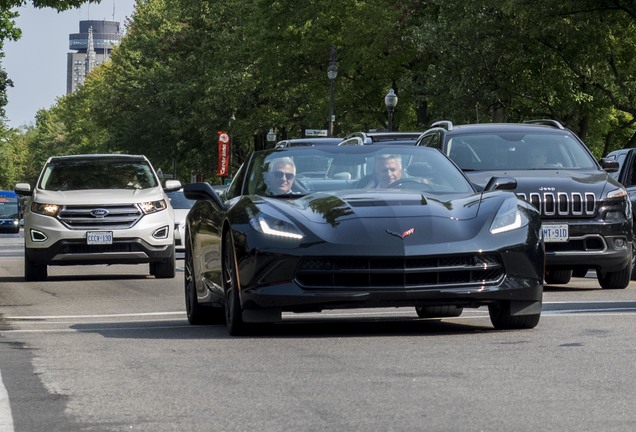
3, 0, 136, 129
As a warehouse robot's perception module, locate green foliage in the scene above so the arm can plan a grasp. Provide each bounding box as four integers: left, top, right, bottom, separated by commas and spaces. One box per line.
4, 0, 636, 178
0, 126, 27, 188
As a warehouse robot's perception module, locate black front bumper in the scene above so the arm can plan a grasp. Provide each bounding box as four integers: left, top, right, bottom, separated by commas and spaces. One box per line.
26, 238, 174, 266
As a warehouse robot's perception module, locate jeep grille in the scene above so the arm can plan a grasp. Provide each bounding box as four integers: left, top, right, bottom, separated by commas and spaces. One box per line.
58, 204, 143, 230
517, 192, 596, 217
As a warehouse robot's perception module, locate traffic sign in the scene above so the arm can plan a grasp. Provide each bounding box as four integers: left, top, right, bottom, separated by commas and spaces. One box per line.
305, 129, 328, 137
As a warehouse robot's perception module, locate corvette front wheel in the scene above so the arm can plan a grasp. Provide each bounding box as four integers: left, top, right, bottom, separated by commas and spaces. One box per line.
224, 234, 249, 336
185, 236, 223, 325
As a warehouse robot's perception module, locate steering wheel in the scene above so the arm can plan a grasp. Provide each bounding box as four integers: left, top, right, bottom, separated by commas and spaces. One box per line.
292, 178, 310, 194
387, 179, 426, 189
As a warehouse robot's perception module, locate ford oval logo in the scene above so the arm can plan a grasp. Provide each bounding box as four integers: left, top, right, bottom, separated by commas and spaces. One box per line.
91, 208, 110, 218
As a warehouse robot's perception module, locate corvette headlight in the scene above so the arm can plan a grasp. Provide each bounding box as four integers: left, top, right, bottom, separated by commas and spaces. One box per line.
249, 210, 303, 240
490, 197, 528, 234
139, 199, 167, 214
31, 202, 61, 217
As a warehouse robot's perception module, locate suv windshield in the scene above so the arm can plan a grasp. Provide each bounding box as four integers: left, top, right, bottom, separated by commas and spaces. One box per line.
447, 132, 598, 170
39, 159, 158, 191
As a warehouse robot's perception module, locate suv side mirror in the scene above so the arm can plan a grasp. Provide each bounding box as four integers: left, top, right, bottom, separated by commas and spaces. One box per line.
14, 183, 32, 196
164, 179, 182, 192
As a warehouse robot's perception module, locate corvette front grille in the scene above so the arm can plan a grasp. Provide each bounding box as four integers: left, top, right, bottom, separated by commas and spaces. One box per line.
517, 192, 596, 217
57, 204, 143, 230
295, 254, 504, 289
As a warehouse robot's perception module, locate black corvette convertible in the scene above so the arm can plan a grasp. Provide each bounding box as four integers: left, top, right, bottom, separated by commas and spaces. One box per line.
183, 145, 544, 335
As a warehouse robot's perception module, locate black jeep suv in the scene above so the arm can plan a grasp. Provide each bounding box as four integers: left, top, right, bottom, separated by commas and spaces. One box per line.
417, 120, 632, 289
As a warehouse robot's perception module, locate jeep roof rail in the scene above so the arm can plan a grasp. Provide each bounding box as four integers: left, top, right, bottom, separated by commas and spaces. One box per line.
430, 120, 454, 131
523, 119, 565, 130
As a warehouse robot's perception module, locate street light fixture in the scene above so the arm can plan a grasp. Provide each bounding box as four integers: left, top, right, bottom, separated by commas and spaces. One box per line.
327, 46, 338, 137
384, 88, 398, 132
266, 128, 277, 147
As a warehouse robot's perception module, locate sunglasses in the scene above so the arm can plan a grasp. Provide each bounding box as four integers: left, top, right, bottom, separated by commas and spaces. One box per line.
272, 171, 295, 181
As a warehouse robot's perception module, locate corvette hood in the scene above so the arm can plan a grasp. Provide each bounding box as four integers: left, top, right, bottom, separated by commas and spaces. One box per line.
287, 190, 482, 223
33, 188, 165, 205
257, 190, 509, 249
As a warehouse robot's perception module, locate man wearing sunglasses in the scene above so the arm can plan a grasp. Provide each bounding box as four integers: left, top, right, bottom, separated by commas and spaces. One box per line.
265, 157, 297, 195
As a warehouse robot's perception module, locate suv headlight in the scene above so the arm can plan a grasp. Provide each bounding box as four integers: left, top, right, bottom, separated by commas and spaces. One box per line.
31, 202, 61, 217
607, 188, 627, 199
139, 199, 167, 214
490, 197, 529, 234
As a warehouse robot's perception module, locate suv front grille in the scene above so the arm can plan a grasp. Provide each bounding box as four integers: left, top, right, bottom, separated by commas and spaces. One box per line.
58, 204, 143, 230
517, 192, 596, 217
295, 254, 504, 289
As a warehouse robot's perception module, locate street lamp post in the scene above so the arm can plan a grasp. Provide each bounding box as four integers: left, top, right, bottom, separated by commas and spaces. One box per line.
327, 46, 338, 137
266, 128, 277, 148
384, 88, 398, 132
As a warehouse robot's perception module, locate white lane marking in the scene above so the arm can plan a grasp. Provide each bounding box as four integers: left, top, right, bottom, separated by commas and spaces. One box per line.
0, 369, 15, 432
3, 311, 185, 320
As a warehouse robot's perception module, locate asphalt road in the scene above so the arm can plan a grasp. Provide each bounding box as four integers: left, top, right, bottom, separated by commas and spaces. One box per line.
2, 232, 636, 431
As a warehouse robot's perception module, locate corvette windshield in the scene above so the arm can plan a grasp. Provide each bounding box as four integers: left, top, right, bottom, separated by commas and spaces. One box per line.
246, 145, 475, 196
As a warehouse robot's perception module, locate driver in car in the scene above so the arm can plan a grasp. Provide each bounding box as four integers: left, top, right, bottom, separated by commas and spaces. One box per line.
358, 154, 403, 188
264, 157, 297, 195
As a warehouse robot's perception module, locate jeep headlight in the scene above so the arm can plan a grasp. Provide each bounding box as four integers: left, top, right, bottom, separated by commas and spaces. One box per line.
139, 199, 167, 214
31, 202, 61, 217
490, 197, 529, 234
607, 188, 628, 200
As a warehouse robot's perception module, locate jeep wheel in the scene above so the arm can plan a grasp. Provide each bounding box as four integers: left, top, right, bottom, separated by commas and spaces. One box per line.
415, 305, 463, 318
488, 301, 541, 330
597, 264, 631, 290
544, 269, 572, 285
24, 250, 47, 281
572, 268, 588, 278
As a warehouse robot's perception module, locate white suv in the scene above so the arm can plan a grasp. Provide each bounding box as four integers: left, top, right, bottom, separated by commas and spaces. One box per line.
15, 154, 181, 281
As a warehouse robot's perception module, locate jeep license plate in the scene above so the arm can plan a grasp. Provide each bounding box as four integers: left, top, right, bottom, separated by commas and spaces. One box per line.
543, 224, 568, 242
87, 231, 113, 245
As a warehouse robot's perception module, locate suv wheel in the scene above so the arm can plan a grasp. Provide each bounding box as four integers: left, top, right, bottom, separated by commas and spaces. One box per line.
415, 305, 463, 318
544, 269, 572, 285
151, 246, 176, 279
488, 301, 541, 330
24, 249, 47, 281
597, 264, 631, 290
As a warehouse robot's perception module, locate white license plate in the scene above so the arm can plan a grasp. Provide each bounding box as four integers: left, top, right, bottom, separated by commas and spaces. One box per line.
87, 231, 113, 245
543, 224, 568, 242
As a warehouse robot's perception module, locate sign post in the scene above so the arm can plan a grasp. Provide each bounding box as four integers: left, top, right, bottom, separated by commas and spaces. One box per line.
217, 131, 231, 177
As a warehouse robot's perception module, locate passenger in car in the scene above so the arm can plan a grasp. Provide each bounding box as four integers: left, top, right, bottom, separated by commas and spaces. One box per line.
357, 154, 403, 188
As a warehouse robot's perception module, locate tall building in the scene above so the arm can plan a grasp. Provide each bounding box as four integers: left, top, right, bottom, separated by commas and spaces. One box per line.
67, 20, 122, 93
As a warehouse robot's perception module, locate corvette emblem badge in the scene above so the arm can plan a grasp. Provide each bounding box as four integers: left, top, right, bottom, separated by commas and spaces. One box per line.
386, 228, 415, 239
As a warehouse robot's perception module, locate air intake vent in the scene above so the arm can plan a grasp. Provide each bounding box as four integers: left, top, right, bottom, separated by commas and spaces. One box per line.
295, 254, 504, 289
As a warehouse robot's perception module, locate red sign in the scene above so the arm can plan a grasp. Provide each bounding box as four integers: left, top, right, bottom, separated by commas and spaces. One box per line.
217, 131, 231, 177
